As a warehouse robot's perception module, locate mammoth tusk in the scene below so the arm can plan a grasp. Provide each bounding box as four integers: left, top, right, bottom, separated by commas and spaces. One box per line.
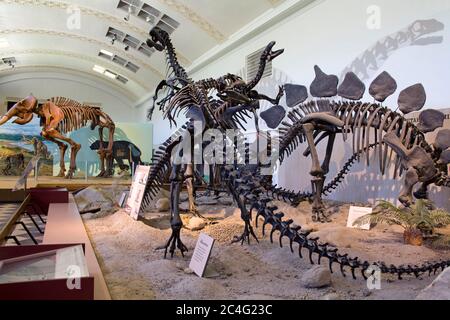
0, 116, 10, 126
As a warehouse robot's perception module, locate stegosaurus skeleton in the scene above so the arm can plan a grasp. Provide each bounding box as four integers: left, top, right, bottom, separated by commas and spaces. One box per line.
277, 67, 449, 222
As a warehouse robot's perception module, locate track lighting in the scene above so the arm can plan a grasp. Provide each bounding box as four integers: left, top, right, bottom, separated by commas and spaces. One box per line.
124, 5, 132, 21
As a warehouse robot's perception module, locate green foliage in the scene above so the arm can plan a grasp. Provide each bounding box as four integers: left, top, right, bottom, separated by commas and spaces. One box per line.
353, 199, 450, 233
430, 235, 450, 250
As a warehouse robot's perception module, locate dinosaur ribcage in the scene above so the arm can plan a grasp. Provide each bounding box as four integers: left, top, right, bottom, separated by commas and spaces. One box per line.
141, 122, 189, 208
278, 100, 432, 177
50, 97, 102, 134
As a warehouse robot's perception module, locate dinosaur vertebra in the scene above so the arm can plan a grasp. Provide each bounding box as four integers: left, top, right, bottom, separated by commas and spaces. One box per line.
222, 164, 450, 280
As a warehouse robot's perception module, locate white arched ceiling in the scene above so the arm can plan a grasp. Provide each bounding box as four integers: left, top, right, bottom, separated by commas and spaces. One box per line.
0, 0, 287, 111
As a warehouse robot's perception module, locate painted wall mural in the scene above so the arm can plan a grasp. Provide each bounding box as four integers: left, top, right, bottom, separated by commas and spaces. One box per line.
0, 117, 53, 176
64, 122, 153, 178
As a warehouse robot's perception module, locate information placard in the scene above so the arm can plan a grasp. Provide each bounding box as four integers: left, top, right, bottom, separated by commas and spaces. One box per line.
347, 206, 373, 230
119, 191, 129, 208
125, 165, 151, 220
13, 156, 40, 191
189, 233, 215, 277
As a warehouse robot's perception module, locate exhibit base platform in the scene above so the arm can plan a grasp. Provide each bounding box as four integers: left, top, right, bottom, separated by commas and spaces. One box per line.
0, 176, 132, 191
0, 188, 111, 300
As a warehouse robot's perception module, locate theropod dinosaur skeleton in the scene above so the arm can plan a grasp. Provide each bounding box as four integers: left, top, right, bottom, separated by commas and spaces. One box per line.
144, 28, 450, 279
147, 27, 192, 121
0, 96, 115, 178
144, 27, 284, 257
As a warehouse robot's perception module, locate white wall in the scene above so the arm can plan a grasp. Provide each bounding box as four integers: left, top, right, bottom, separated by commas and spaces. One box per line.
137, 0, 450, 208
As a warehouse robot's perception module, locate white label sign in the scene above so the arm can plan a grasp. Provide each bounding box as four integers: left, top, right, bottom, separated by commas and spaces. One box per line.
13, 156, 40, 191
126, 165, 151, 220
347, 206, 373, 230
189, 233, 215, 277
119, 191, 129, 208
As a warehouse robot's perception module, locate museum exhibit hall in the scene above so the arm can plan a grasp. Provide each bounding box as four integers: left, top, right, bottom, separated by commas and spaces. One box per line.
0, 0, 449, 304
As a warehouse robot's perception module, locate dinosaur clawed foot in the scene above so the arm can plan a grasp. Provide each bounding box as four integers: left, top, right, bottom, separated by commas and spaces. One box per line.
399, 195, 413, 208
188, 206, 204, 219
312, 206, 331, 223
65, 168, 76, 179
97, 170, 106, 177
232, 220, 259, 245
97, 170, 114, 178
162, 227, 188, 259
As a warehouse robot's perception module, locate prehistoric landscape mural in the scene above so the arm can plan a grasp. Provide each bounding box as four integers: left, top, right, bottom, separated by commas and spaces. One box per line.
0, 116, 53, 176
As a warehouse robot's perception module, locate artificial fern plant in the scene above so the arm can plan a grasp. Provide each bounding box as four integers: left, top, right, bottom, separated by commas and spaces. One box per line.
353, 199, 450, 246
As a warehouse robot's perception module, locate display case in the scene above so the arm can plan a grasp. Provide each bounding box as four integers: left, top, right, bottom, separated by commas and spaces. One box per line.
0, 243, 94, 300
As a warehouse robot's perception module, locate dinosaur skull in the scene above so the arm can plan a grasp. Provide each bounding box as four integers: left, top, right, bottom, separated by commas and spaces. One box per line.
146, 27, 166, 51
264, 41, 284, 62
0, 95, 37, 126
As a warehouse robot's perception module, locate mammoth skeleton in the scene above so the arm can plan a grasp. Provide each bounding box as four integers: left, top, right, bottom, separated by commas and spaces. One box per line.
0, 95, 115, 178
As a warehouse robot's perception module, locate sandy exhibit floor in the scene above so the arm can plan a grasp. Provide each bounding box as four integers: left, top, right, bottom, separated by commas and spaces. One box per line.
82, 194, 450, 300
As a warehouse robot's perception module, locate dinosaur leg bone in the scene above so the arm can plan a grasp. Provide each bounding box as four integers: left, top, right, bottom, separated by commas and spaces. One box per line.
184, 163, 200, 216
413, 179, 434, 200
303, 123, 329, 222
96, 117, 115, 178
163, 163, 188, 258
97, 126, 107, 177
321, 133, 336, 175
41, 131, 67, 177
399, 168, 419, 207
104, 122, 115, 177
45, 129, 80, 179
229, 181, 259, 245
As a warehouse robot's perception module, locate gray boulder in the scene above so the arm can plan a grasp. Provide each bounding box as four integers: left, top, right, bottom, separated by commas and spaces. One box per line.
156, 198, 170, 212
300, 265, 332, 288
416, 267, 450, 300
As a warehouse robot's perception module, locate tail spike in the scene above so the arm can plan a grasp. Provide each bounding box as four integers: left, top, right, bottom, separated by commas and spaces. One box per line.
270, 227, 277, 243
298, 243, 304, 258
279, 233, 284, 248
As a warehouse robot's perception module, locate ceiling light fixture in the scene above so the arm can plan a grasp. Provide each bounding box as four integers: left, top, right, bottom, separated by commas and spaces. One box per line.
93, 65, 106, 74
104, 70, 117, 79
111, 34, 117, 45
124, 5, 133, 21
100, 49, 114, 57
